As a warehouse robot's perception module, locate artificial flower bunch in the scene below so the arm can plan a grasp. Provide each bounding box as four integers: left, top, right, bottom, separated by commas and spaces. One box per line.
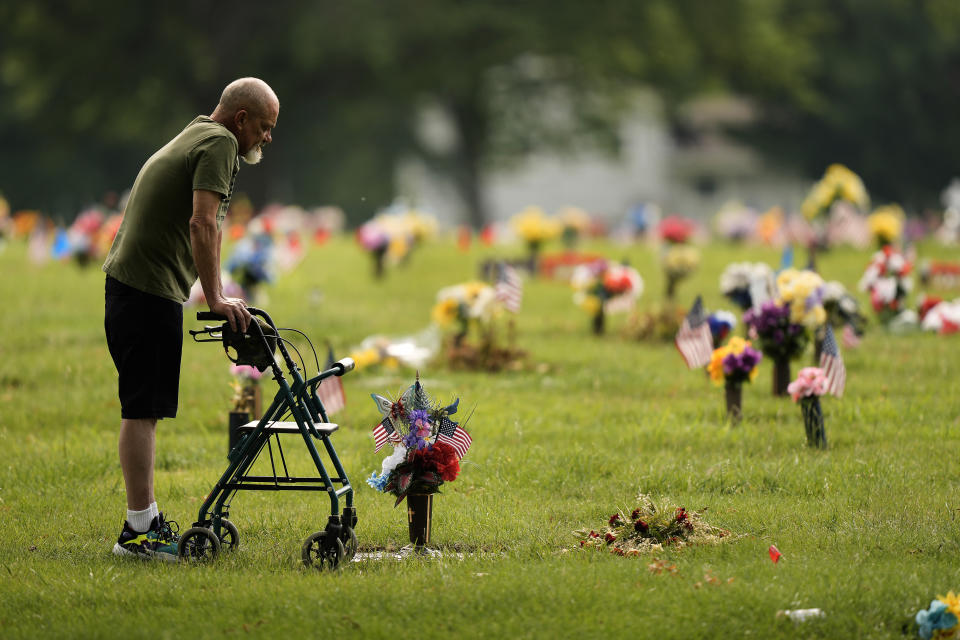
707, 310, 737, 347
558, 206, 592, 248
858, 245, 914, 322
786, 367, 828, 403
366, 378, 468, 506
775, 268, 827, 330
821, 280, 868, 337
707, 336, 762, 386
511, 205, 561, 260
712, 201, 758, 242
867, 204, 905, 248
657, 215, 696, 244
719, 262, 775, 310
801, 163, 870, 222
661, 244, 700, 300
571, 259, 644, 318
744, 300, 809, 361
432, 281, 499, 342
577, 493, 730, 556
915, 591, 960, 639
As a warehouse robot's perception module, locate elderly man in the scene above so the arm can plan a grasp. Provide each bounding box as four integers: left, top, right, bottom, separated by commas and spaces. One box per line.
102, 77, 278, 560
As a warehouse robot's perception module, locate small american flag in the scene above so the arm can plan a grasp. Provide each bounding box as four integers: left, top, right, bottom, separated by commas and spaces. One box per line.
841, 323, 861, 349
819, 324, 846, 397
675, 295, 714, 369
372, 417, 401, 452
317, 345, 346, 417
436, 416, 472, 459
317, 376, 346, 417
494, 263, 523, 313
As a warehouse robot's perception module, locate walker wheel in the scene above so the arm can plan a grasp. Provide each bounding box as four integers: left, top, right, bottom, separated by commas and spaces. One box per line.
301, 531, 344, 570
217, 519, 239, 552
340, 526, 358, 561
178, 527, 221, 562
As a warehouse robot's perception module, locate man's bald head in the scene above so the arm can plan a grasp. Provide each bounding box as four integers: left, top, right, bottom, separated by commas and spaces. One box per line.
216, 77, 279, 118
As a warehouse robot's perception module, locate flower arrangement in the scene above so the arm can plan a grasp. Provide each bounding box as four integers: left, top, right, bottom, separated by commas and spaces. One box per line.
713, 201, 758, 242
577, 493, 730, 555
719, 262, 775, 310
624, 304, 687, 342
657, 215, 696, 244
366, 377, 470, 507
558, 206, 592, 248
743, 301, 809, 361
775, 268, 827, 331
858, 245, 914, 324
356, 221, 391, 278
510, 205, 561, 267
867, 204, 905, 248
707, 310, 737, 347
915, 591, 960, 639
570, 259, 643, 335
432, 281, 526, 371
821, 280, 867, 339
801, 164, 869, 222
788, 367, 828, 448
707, 337, 762, 387
226, 229, 276, 302
229, 364, 263, 415
662, 244, 700, 300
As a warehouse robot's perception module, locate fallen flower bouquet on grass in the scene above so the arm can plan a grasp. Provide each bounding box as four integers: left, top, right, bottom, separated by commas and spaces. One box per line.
576, 493, 730, 555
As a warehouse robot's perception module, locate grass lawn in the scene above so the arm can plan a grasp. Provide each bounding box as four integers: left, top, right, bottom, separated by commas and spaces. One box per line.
0, 235, 958, 639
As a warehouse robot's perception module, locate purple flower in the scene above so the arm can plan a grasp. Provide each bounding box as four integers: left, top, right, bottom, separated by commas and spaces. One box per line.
402, 433, 427, 450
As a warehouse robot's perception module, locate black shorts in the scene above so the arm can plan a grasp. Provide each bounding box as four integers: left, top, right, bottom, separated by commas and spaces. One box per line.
104, 276, 183, 420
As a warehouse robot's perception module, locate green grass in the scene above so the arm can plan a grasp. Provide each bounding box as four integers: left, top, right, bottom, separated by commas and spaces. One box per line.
0, 235, 958, 639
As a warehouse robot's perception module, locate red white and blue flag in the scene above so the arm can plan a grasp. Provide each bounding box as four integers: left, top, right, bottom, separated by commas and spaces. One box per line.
436, 416, 472, 459
819, 324, 846, 397
495, 263, 523, 313
675, 295, 713, 369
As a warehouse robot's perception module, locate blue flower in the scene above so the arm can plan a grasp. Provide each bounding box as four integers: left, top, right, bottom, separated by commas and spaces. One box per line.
916, 600, 958, 639
366, 471, 390, 492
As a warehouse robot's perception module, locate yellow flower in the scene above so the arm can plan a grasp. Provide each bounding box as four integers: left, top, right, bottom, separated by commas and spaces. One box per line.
431, 299, 460, 327
707, 345, 731, 384
867, 204, 904, 244
577, 293, 602, 315
938, 591, 960, 620
776, 268, 826, 328
349, 347, 382, 370
511, 206, 561, 243
802, 164, 869, 220
558, 206, 591, 232
663, 245, 701, 274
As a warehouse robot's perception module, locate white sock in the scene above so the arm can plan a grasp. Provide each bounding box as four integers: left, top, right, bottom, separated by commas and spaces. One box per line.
149, 502, 159, 520
127, 506, 153, 533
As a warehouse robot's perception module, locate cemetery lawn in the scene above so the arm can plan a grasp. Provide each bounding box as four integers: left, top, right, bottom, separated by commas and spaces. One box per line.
0, 237, 958, 639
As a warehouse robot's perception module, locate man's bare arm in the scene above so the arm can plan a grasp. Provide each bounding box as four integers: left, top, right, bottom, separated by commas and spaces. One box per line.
190, 189, 251, 332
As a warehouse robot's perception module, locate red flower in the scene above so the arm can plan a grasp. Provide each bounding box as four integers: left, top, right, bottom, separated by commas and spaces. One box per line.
630, 508, 642, 520
608, 513, 622, 527
675, 508, 688, 522
604, 532, 616, 544
416, 442, 460, 482
589, 530, 599, 538
634, 520, 649, 535
658, 215, 695, 244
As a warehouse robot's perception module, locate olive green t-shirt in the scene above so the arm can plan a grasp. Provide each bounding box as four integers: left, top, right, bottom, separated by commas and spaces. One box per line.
102, 116, 240, 302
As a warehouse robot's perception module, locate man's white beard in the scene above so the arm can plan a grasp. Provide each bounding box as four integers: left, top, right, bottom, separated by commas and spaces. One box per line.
241, 145, 263, 165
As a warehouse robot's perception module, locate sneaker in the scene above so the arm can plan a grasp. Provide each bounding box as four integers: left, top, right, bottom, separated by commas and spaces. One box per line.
112, 516, 179, 562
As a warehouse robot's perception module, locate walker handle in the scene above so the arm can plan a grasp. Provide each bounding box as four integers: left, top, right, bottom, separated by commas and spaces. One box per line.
197, 311, 226, 321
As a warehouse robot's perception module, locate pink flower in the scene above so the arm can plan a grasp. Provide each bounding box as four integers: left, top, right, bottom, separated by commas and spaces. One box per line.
787, 367, 828, 402
230, 364, 263, 380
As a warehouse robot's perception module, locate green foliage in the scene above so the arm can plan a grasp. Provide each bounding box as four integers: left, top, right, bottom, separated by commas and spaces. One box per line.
0, 237, 958, 637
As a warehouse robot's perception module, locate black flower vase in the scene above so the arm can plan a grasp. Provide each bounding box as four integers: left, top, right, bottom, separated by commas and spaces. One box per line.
725, 380, 743, 425
407, 493, 433, 548
801, 397, 827, 448
773, 357, 791, 397
372, 245, 387, 279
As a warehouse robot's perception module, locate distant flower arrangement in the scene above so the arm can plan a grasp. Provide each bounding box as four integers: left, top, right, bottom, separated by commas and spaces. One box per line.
367, 376, 471, 506
801, 164, 869, 222
719, 262, 775, 310
571, 259, 643, 323
657, 215, 696, 244
775, 268, 827, 330
707, 310, 737, 347
744, 301, 809, 361
577, 493, 730, 555
511, 206, 561, 266
787, 367, 828, 402
662, 244, 700, 300
432, 281, 526, 371
858, 246, 913, 322
707, 337, 762, 386
867, 204, 905, 247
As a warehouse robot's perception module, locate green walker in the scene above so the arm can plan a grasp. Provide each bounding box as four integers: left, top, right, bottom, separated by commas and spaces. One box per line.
183, 307, 357, 569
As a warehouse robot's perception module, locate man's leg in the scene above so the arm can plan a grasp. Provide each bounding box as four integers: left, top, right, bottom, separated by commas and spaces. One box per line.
118, 417, 157, 510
